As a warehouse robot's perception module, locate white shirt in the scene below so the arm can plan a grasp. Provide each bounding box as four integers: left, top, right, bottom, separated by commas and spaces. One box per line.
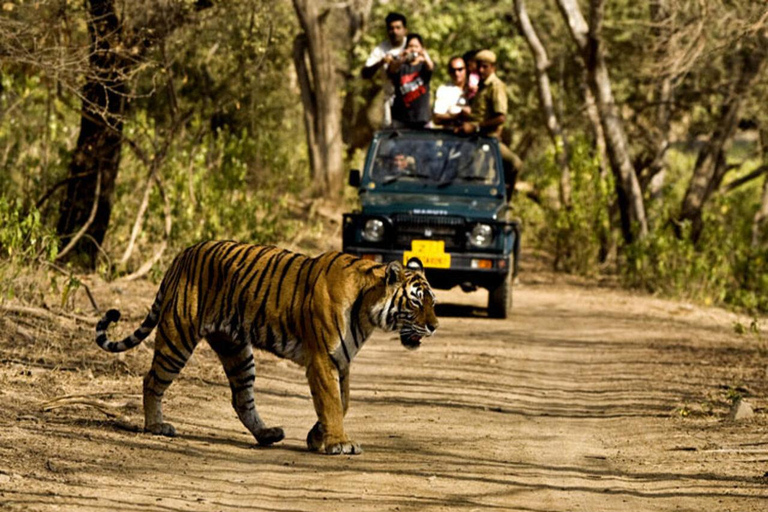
365, 40, 406, 99
365, 40, 407, 69
433, 84, 466, 115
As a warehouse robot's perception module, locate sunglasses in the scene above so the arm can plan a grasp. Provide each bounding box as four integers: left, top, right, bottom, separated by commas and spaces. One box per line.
449, 67, 465, 73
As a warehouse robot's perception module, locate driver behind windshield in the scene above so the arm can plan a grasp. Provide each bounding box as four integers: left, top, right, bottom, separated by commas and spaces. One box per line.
372, 139, 496, 185
372, 150, 413, 181
392, 153, 409, 172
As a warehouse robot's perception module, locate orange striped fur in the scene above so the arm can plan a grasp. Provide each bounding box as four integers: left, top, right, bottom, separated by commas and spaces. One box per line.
96, 241, 437, 454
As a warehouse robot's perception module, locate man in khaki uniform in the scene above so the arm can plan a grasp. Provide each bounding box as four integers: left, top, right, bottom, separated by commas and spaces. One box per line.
456, 50, 521, 196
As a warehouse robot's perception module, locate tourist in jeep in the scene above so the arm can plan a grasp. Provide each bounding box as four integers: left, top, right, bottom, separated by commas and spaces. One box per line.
387, 33, 434, 129
361, 12, 409, 127
432, 56, 468, 128
455, 49, 522, 195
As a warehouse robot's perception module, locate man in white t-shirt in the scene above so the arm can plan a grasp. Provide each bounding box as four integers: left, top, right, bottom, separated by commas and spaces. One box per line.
361, 12, 408, 127
432, 56, 468, 127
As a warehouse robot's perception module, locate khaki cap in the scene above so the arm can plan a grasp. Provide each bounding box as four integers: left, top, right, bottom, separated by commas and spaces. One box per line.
475, 49, 496, 64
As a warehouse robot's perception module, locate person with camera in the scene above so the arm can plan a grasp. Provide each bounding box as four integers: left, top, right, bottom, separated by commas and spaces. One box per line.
432, 56, 468, 127
387, 33, 434, 129
361, 12, 409, 128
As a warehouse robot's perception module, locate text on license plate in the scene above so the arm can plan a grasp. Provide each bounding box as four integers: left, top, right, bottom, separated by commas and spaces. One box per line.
403, 240, 451, 269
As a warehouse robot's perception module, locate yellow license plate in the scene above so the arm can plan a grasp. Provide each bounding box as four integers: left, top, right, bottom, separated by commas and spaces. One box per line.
404, 240, 451, 269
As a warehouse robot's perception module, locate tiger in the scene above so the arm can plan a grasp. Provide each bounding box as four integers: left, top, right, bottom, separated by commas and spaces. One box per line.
95, 240, 438, 455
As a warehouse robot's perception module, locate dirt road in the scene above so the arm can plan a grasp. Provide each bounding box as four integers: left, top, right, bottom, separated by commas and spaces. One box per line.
1, 267, 766, 511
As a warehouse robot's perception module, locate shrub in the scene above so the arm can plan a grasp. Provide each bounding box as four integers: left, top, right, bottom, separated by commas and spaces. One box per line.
518, 136, 612, 274
0, 197, 58, 263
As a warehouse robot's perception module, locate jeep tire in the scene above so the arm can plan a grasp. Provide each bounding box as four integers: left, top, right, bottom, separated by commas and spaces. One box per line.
487, 270, 513, 319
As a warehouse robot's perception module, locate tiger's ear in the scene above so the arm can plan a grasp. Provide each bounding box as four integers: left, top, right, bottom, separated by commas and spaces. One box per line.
385, 260, 404, 285
405, 257, 424, 274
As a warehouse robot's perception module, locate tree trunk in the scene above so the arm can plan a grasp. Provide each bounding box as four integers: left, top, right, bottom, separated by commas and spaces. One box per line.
555, 0, 648, 242
755, 128, 768, 247
644, 0, 674, 201
677, 37, 768, 243
515, 0, 571, 208
340, 0, 377, 156
292, 0, 345, 199
56, 0, 126, 268
752, 174, 768, 248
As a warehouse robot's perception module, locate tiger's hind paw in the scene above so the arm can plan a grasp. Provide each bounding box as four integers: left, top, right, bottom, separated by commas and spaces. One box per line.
255, 427, 285, 446
325, 440, 362, 455
145, 422, 176, 437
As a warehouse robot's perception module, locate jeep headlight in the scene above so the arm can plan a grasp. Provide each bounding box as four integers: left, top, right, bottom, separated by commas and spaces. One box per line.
362, 218, 385, 242
469, 223, 493, 248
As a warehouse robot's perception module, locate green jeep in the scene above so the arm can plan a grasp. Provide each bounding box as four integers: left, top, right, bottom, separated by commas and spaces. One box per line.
343, 129, 520, 318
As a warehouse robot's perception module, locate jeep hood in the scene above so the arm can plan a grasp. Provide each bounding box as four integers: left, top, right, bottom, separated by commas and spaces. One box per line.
361, 192, 506, 220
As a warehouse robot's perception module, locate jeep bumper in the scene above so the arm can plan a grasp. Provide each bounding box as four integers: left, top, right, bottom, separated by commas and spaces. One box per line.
342, 247, 516, 291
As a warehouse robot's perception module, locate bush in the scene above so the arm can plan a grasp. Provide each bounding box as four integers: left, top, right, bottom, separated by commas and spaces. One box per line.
622, 165, 768, 313
0, 197, 58, 263
518, 136, 612, 274
108, 116, 311, 278
0, 197, 59, 301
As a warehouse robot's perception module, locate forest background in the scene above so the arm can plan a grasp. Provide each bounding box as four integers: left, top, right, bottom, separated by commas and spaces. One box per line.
1, 0, 767, 314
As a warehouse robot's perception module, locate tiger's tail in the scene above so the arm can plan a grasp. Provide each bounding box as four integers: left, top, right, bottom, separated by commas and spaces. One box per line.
95, 290, 164, 353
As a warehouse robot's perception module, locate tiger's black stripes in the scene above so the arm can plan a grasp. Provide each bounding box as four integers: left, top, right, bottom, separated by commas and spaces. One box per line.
324, 252, 346, 275
154, 358, 178, 376
275, 253, 302, 306
148, 369, 172, 386
155, 350, 185, 373
229, 354, 255, 376
94, 241, 438, 454
349, 290, 366, 349
334, 316, 351, 364
252, 251, 291, 339
199, 242, 235, 328
290, 257, 315, 326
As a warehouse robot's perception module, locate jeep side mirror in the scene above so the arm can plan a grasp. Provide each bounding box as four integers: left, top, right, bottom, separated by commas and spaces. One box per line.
348, 169, 361, 188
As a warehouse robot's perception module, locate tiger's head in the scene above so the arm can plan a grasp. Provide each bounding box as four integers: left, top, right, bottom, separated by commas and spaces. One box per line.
379, 258, 438, 350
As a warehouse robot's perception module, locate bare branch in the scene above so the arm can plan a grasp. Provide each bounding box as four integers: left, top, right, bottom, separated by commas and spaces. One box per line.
722, 164, 768, 193
55, 169, 101, 262
118, 172, 172, 282
515, 0, 571, 207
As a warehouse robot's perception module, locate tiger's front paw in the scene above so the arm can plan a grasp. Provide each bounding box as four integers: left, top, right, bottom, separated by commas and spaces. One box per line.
325, 440, 362, 455
145, 422, 176, 437
306, 422, 324, 452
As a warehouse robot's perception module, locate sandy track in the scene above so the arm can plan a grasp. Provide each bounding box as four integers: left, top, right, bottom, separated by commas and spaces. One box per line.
1, 273, 766, 511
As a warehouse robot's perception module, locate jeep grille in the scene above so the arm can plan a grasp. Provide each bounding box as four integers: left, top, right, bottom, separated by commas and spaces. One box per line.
390, 214, 465, 250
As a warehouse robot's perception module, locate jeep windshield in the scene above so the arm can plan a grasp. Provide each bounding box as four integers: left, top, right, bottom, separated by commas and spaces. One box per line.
369, 133, 499, 186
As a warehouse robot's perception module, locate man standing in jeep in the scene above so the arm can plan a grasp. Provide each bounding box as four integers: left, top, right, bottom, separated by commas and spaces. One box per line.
361, 12, 409, 127
456, 50, 522, 196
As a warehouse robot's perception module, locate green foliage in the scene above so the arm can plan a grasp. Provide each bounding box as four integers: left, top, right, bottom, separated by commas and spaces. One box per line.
110, 118, 309, 276
0, 197, 59, 302
622, 170, 768, 313
517, 135, 768, 313
0, 197, 58, 263
0, 0, 767, 319
517, 137, 612, 274
0, 73, 78, 215
104, 0, 310, 273
2, 0, 310, 279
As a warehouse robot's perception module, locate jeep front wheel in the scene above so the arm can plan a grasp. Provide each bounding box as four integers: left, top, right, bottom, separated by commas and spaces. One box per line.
487, 270, 513, 319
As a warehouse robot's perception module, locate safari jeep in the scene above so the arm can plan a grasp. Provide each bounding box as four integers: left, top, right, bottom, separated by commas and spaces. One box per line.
342, 129, 521, 318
